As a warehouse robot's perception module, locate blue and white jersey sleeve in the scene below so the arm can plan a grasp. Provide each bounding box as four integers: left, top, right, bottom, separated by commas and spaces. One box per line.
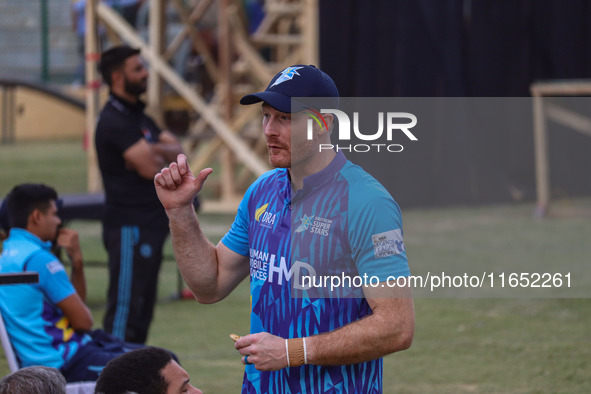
221, 171, 277, 257
347, 171, 410, 281
221, 193, 250, 257
27, 252, 76, 304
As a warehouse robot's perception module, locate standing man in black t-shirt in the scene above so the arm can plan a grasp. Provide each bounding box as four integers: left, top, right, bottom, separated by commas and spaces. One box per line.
95, 45, 183, 344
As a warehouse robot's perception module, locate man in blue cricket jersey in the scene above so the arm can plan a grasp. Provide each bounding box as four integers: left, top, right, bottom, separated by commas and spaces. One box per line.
155, 65, 414, 393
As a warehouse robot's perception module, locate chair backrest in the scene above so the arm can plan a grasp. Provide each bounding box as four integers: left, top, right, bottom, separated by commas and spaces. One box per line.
0, 307, 20, 373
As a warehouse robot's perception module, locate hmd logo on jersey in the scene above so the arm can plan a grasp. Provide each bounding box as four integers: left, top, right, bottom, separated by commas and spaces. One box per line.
255, 203, 276, 229
268, 255, 316, 289
306, 109, 418, 153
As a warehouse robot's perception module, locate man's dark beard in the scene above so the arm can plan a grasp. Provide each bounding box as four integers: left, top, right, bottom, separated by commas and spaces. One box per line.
124, 78, 147, 97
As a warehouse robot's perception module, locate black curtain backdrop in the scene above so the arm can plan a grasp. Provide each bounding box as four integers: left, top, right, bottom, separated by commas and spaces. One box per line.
319, 0, 591, 208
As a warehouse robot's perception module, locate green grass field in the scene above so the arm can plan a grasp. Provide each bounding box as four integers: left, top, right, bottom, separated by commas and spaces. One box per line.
1, 140, 590, 393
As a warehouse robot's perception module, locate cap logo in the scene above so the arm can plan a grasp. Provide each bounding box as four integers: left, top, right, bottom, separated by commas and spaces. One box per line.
270, 66, 304, 88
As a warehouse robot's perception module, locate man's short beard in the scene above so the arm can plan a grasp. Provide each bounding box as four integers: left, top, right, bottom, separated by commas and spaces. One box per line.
124, 78, 147, 97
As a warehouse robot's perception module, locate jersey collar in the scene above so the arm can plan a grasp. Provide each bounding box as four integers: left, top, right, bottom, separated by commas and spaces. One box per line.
109, 93, 146, 114
7, 228, 53, 251
291, 150, 346, 202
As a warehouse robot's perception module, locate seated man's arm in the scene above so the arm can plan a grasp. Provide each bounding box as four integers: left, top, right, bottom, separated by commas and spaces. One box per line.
56, 294, 93, 332
33, 253, 94, 333
55, 228, 93, 331
56, 228, 86, 302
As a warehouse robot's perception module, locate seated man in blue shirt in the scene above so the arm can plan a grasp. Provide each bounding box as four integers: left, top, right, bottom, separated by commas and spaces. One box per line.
0, 183, 167, 382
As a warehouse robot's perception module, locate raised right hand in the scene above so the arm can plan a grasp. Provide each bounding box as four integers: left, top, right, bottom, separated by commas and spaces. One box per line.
56, 228, 83, 269
154, 153, 213, 211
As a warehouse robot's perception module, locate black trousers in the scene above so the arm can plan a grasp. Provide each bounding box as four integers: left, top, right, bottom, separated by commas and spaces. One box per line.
102, 223, 169, 344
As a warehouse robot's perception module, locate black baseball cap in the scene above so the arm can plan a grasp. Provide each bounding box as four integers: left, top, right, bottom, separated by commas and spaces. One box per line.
240, 65, 339, 113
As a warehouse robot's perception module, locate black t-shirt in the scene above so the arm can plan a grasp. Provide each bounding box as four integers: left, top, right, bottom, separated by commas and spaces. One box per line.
95, 94, 167, 227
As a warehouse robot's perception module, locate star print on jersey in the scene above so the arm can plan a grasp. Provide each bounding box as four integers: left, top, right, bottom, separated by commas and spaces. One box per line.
295, 214, 315, 233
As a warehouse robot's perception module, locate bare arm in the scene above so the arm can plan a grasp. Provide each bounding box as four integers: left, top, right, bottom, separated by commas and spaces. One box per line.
155, 154, 249, 304
56, 294, 93, 332
235, 284, 414, 370
54, 227, 93, 332
56, 228, 86, 303
167, 203, 249, 303
153, 130, 183, 163
306, 293, 414, 365
124, 131, 183, 180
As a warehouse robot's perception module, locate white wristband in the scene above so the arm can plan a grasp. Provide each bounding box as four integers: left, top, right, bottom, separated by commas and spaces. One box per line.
303, 337, 308, 364
285, 339, 290, 367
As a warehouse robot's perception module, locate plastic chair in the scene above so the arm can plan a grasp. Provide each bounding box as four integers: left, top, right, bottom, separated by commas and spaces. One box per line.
0, 307, 19, 373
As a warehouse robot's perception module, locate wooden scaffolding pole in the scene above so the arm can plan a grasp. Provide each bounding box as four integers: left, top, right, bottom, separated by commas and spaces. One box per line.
84, 0, 320, 211
147, 0, 166, 125
530, 80, 591, 217
302, 0, 319, 65
96, 2, 269, 176
531, 93, 549, 217
218, 0, 238, 205
84, 0, 102, 193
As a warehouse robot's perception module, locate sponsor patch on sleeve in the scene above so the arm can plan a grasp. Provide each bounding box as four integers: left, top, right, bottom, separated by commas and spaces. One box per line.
372, 229, 405, 258
46, 261, 65, 275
